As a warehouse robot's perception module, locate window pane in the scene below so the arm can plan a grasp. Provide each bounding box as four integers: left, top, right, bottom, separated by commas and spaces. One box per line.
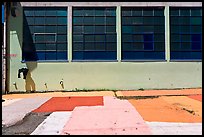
57, 43, 67, 50
57, 26, 67, 34
26, 17, 34, 25
106, 26, 116, 33
45, 26, 56, 33
170, 8, 179, 16
132, 17, 143, 25
192, 42, 201, 50
191, 34, 201, 42
46, 52, 56, 60
73, 17, 83, 25
154, 9, 164, 16
191, 26, 202, 33
106, 42, 116, 51
46, 10, 56, 16
95, 17, 105, 25
122, 34, 132, 42
132, 9, 142, 16
73, 42, 83, 51
190, 17, 202, 25
95, 42, 106, 50
180, 9, 190, 16
122, 26, 133, 33
35, 10, 45, 16
105, 9, 116, 16
57, 17, 67, 25
84, 9, 94, 16
46, 17, 57, 25
73, 26, 83, 34
73, 34, 83, 42
95, 35, 105, 42
180, 26, 190, 33
35, 17, 45, 25
57, 51, 67, 60
144, 34, 153, 42
46, 43, 56, 50
84, 17, 94, 25
179, 17, 190, 25
132, 42, 143, 50
154, 42, 165, 51
171, 34, 180, 42
191, 8, 201, 16
95, 9, 104, 16
143, 26, 154, 33
171, 26, 180, 33
24, 10, 34, 16
73, 9, 84, 16
84, 42, 95, 50
84, 26, 94, 33
181, 42, 191, 50
57, 34, 67, 42
35, 34, 44, 42
45, 34, 56, 42
154, 34, 165, 42
106, 34, 116, 42
84, 35, 94, 42
35, 43, 46, 50
34, 26, 45, 33
144, 42, 153, 50
143, 9, 153, 16
133, 35, 143, 42
95, 26, 105, 33
122, 42, 133, 51
181, 35, 191, 42
106, 17, 116, 25
57, 10, 67, 16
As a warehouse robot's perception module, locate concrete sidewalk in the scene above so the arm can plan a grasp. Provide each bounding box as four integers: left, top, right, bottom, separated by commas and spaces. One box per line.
2, 88, 202, 135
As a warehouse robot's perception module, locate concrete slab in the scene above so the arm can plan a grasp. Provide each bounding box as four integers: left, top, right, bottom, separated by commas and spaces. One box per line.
2, 97, 51, 127
162, 96, 202, 117
61, 96, 151, 135
2, 98, 22, 107
31, 112, 72, 135
146, 122, 202, 135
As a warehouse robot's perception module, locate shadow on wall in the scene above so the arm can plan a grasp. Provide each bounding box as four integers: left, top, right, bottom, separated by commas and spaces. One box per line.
25, 71, 36, 92
10, 2, 38, 92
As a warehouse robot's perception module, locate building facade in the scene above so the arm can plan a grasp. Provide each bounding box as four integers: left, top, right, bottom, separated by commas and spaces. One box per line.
6, 2, 202, 93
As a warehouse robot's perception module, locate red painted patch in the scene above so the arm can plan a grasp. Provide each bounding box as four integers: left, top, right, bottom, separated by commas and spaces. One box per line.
32, 96, 104, 112
188, 95, 202, 102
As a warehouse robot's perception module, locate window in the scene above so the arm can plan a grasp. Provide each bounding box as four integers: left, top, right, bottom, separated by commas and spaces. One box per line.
170, 7, 202, 60
121, 7, 165, 60
23, 7, 67, 61
72, 7, 117, 61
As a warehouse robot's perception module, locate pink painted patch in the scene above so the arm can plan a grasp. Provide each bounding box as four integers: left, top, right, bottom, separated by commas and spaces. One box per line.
61, 96, 152, 135
188, 95, 202, 102
32, 96, 103, 112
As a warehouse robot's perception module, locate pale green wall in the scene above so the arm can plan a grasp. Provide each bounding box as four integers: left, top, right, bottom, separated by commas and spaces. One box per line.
8, 4, 202, 92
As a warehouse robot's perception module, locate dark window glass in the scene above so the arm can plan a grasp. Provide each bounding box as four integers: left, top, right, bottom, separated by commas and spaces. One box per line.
170, 7, 202, 60
45, 26, 56, 33
57, 17, 67, 25
72, 7, 117, 60
84, 25, 94, 33
122, 7, 165, 60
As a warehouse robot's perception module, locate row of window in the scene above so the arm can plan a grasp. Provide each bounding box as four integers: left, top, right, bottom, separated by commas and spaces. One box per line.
22, 7, 202, 62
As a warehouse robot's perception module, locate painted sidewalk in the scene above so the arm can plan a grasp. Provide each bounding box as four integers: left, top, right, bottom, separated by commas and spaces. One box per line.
116, 88, 202, 97
2, 88, 202, 135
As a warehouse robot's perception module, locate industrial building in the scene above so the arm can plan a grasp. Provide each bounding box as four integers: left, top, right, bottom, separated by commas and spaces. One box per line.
2, 2, 202, 93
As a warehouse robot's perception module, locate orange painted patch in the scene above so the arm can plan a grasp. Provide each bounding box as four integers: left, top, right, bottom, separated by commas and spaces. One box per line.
128, 96, 202, 123
188, 95, 202, 102
32, 96, 103, 112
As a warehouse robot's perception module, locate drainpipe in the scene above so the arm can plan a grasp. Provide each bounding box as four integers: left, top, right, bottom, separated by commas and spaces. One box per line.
4, 2, 11, 94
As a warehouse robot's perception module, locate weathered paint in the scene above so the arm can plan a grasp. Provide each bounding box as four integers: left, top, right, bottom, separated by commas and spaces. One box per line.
7, 2, 202, 92
31, 112, 72, 135
61, 96, 152, 135
32, 96, 104, 112
128, 96, 202, 123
